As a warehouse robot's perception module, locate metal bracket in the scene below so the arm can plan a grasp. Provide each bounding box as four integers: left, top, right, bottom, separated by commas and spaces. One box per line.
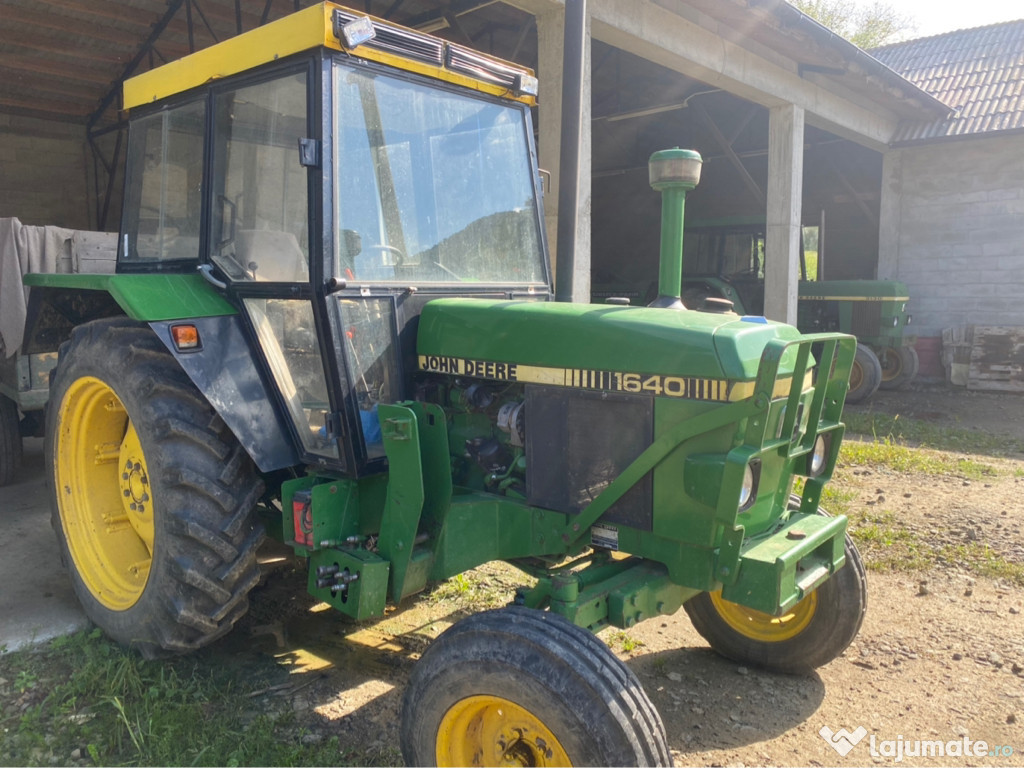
298, 138, 321, 168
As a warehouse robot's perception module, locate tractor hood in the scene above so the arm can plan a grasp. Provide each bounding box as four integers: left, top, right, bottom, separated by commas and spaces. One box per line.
416, 299, 803, 382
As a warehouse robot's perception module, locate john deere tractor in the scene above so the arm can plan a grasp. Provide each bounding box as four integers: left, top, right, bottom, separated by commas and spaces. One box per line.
25, 5, 866, 765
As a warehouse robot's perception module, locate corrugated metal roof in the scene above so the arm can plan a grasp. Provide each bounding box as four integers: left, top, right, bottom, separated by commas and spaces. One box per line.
872, 19, 1024, 143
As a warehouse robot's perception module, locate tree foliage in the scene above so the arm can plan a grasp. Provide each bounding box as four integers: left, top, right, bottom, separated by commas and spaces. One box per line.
792, 0, 917, 48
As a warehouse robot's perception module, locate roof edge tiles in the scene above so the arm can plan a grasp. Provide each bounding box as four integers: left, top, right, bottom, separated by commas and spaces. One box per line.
872, 19, 1024, 143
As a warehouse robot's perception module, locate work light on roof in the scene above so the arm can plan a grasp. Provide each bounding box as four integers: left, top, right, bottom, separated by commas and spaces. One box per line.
341, 16, 376, 48
514, 73, 539, 97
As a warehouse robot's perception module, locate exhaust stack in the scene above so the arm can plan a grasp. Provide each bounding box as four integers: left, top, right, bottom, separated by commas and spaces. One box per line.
648, 148, 702, 309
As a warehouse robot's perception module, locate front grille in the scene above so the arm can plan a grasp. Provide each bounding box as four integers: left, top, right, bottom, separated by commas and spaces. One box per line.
526, 386, 653, 532
850, 303, 882, 337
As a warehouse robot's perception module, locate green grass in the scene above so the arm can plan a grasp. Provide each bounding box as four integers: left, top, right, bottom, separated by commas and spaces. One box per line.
844, 509, 933, 572
844, 411, 1023, 458
815, 484, 857, 518
426, 562, 534, 609
803, 250, 818, 281
835, 505, 1024, 587
0, 629, 384, 767
819, 437, 1022, 585
604, 630, 644, 654
838, 437, 999, 479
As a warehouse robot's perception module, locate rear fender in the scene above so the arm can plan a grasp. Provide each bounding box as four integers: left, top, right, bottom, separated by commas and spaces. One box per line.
22, 282, 300, 473
149, 316, 300, 473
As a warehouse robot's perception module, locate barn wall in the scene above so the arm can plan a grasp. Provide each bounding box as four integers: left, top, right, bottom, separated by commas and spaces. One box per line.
0, 116, 90, 230
881, 133, 1024, 338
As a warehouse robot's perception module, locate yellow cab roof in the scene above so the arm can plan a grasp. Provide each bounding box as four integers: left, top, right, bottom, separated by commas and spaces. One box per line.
123, 2, 537, 110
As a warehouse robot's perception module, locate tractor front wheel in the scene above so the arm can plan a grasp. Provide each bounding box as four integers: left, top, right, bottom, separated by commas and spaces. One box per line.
879, 345, 919, 390
46, 317, 264, 657
846, 343, 882, 404
0, 394, 22, 487
684, 503, 866, 674
400, 606, 669, 767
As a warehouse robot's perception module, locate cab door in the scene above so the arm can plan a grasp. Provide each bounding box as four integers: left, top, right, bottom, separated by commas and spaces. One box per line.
207, 64, 344, 467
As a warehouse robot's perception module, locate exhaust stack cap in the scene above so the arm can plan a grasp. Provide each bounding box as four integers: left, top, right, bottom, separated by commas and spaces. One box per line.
649, 148, 702, 191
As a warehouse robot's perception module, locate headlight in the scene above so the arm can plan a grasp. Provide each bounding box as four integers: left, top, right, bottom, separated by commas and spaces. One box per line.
808, 434, 829, 477
892, 316, 899, 327
738, 461, 760, 512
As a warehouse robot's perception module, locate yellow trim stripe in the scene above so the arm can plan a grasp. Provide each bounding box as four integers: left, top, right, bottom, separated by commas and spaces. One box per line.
801, 295, 909, 302
418, 355, 808, 403
124, 2, 536, 109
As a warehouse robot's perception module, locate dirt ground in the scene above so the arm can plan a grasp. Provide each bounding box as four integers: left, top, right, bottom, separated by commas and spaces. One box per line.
216, 384, 1024, 766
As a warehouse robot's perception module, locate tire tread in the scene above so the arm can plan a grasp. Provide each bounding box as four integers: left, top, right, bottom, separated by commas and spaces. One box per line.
46, 317, 263, 655
401, 606, 669, 767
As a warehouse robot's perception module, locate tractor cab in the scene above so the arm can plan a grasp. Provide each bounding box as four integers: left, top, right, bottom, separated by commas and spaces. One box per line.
117, 4, 548, 474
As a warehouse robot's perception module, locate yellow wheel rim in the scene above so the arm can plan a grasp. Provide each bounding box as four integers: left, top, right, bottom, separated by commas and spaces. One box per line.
878, 348, 901, 382
710, 590, 818, 642
848, 358, 864, 392
436, 695, 572, 767
55, 377, 154, 611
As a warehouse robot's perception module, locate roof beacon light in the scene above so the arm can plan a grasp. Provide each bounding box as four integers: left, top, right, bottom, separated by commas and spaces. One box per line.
341, 16, 376, 49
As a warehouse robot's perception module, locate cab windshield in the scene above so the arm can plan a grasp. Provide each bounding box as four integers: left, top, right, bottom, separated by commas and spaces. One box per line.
333, 62, 546, 286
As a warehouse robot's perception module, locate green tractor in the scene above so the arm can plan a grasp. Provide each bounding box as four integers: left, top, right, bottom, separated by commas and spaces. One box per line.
678, 222, 917, 403
25, 5, 866, 765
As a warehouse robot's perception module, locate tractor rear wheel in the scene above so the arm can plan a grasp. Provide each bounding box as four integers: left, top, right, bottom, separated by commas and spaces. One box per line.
400, 606, 669, 767
879, 345, 919, 391
684, 500, 866, 674
846, 343, 882, 404
46, 317, 264, 657
0, 394, 22, 487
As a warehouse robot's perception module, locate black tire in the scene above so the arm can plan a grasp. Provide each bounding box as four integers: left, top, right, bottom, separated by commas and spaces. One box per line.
46, 317, 264, 657
684, 498, 867, 674
846, 343, 882, 404
878, 345, 919, 390
401, 606, 670, 767
0, 394, 22, 487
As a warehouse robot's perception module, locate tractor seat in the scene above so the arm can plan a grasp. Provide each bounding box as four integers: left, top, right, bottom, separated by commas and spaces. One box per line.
236, 229, 309, 283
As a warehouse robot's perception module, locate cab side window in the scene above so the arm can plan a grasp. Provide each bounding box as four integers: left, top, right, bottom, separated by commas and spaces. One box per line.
121, 100, 205, 262
209, 72, 310, 283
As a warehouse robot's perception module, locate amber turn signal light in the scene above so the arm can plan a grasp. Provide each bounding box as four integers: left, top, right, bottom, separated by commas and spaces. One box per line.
170, 324, 201, 351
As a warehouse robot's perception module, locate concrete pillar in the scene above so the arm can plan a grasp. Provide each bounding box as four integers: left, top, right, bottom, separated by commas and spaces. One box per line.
764, 103, 804, 325
537, 4, 592, 302
877, 149, 902, 280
